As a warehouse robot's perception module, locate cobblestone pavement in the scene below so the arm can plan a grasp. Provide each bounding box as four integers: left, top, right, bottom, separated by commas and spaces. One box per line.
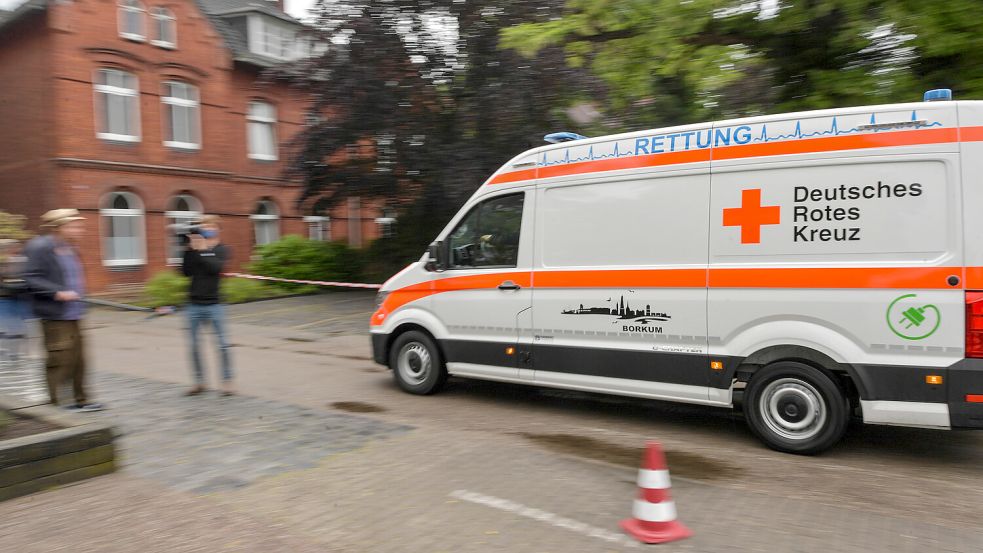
87, 372, 411, 493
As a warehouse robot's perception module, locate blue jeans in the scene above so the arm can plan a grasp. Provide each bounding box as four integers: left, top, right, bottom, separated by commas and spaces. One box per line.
187, 303, 232, 384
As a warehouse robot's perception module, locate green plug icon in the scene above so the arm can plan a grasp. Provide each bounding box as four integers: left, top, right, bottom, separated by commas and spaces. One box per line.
900, 306, 928, 329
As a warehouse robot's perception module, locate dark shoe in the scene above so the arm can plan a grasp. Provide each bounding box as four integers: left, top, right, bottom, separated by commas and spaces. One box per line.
186, 386, 206, 396
66, 403, 104, 412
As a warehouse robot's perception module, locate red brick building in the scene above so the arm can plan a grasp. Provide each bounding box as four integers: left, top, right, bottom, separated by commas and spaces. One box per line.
0, 0, 386, 292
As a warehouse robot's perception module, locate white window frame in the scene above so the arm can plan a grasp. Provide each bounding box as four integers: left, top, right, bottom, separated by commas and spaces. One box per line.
250, 200, 280, 245
100, 191, 147, 267
304, 215, 330, 241
248, 14, 301, 61
247, 101, 278, 160
93, 69, 141, 143
150, 7, 177, 49
165, 194, 203, 265
118, 0, 147, 42
375, 217, 396, 238
161, 81, 201, 150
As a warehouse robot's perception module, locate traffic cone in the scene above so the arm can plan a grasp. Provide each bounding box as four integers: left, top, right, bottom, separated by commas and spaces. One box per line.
620, 442, 692, 544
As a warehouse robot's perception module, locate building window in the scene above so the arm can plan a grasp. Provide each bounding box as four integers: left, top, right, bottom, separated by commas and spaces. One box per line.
251, 200, 280, 246
247, 101, 278, 160
304, 216, 329, 241
247, 15, 300, 60
375, 216, 396, 239
94, 69, 141, 142
165, 194, 202, 264
150, 8, 176, 48
101, 191, 146, 267
118, 0, 147, 41
162, 82, 200, 149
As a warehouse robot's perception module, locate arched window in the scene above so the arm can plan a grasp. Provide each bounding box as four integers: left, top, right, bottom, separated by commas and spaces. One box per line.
118, 0, 147, 41
161, 81, 200, 149
247, 101, 278, 160
165, 194, 202, 263
304, 198, 331, 241
101, 191, 145, 266
150, 8, 176, 48
250, 200, 279, 246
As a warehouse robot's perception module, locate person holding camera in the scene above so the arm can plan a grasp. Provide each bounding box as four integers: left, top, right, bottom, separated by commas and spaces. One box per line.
181, 215, 235, 396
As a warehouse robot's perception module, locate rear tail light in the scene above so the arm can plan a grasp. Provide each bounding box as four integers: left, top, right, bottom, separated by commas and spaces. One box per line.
965, 292, 983, 358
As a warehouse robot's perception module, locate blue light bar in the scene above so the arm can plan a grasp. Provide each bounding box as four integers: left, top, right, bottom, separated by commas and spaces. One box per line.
924, 89, 952, 102
544, 132, 588, 144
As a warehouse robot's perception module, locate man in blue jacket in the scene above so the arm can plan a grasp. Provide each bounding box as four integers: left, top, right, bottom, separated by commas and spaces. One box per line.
23, 209, 103, 411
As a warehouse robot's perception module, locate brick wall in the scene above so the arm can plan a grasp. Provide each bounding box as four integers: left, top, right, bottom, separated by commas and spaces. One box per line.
0, 13, 55, 227
0, 0, 385, 292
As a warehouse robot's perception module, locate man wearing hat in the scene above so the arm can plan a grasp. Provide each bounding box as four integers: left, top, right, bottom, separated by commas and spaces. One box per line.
22, 209, 103, 411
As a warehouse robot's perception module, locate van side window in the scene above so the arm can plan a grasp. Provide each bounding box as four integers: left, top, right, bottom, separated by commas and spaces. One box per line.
447, 193, 524, 269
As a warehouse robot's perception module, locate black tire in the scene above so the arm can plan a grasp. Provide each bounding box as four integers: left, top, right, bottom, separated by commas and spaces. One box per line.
743, 361, 849, 455
388, 330, 447, 395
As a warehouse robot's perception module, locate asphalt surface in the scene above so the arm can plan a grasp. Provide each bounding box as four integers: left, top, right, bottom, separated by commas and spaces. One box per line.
1, 292, 981, 552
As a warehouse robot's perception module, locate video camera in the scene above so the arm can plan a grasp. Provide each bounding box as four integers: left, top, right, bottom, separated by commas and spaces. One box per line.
168, 221, 204, 247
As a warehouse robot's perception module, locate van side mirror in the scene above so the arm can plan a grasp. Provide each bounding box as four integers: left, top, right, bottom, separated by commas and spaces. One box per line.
425, 241, 446, 272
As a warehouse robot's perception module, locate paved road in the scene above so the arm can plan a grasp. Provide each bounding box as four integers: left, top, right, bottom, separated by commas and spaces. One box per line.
1, 293, 981, 552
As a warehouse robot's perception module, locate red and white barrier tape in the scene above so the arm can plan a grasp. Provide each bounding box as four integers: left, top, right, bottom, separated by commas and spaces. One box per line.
223, 272, 383, 290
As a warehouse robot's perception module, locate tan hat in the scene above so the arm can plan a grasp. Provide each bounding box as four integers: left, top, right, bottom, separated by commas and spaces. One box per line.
41, 208, 86, 227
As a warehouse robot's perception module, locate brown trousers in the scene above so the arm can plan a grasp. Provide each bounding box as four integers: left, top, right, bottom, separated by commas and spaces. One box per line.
41, 320, 87, 405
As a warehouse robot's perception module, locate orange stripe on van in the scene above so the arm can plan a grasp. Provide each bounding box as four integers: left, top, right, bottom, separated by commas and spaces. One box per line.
536, 149, 712, 181
489, 167, 538, 185
962, 126, 983, 143
371, 266, 971, 326
709, 266, 958, 289
965, 267, 983, 289
714, 127, 958, 161
535, 269, 707, 288
486, 126, 983, 186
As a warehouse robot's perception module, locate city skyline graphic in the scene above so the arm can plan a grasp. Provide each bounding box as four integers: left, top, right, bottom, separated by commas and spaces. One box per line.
562, 295, 671, 322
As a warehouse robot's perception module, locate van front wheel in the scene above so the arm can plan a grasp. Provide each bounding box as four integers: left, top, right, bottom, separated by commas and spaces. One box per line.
743, 361, 849, 455
389, 331, 447, 395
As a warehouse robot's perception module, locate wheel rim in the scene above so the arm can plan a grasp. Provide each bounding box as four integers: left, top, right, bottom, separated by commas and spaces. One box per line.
397, 342, 432, 386
758, 378, 827, 441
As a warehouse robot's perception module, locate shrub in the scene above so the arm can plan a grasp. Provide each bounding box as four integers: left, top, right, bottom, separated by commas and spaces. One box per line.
222, 277, 282, 304
144, 270, 289, 306
249, 235, 365, 290
144, 271, 189, 307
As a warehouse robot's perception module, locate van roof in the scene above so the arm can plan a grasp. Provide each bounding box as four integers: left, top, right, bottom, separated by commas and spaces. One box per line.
518, 100, 981, 161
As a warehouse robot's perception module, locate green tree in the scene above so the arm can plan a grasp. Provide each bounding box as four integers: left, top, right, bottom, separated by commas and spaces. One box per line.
501, 0, 983, 128
282, 0, 596, 280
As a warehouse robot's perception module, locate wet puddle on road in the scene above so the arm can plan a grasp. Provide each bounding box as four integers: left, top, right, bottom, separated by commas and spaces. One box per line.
331, 401, 387, 413
519, 432, 739, 481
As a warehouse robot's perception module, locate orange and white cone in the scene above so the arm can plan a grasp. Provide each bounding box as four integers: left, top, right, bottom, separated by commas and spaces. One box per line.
620, 442, 692, 544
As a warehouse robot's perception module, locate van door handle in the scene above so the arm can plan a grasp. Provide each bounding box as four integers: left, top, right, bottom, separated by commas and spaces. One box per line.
498, 280, 521, 291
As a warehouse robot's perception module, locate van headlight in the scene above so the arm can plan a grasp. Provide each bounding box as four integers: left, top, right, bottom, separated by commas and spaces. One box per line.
375, 290, 390, 310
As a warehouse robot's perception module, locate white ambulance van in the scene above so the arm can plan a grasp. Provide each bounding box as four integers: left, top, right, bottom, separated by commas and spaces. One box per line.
370, 90, 983, 454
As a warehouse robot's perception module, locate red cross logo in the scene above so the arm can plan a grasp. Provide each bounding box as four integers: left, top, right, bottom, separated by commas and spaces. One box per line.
723, 189, 781, 244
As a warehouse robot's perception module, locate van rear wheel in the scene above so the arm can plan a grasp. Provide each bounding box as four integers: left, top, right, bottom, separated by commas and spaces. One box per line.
389, 331, 447, 395
743, 361, 849, 455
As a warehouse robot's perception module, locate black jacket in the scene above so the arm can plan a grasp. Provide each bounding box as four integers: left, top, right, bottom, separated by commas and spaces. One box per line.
181, 244, 229, 305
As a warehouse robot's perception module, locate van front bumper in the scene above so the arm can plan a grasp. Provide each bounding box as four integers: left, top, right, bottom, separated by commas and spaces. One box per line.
371, 332, 388, 366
